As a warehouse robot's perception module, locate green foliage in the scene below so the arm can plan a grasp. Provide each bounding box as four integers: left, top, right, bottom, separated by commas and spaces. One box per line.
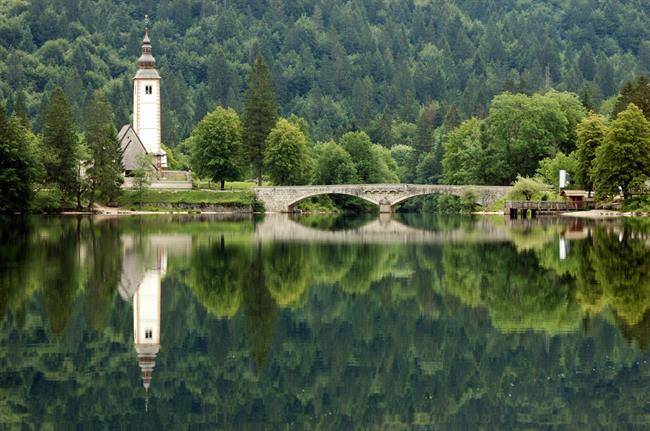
544, 90, 587, 152
482, 93, 571, 184
372, 144, 400, 183
442, 118, 484, 185
508, 176, 552, 201
84, 91, 123, 205
340, 131, 398, 183
131, 154, 153, 206
243, 56, 278, 185
313, 140, 358, 185
575, 114, 607, 192
390, 144, 417, 183
0, 108, 34, 212
535, 152, 579, 187
190, 106, 243, 189
29, 189, 63, 213
264, 118, 310, 185
592, 103, 650, 200
612, 75, 650, 120
414, 103, 438, 153
41, 87, 80, 204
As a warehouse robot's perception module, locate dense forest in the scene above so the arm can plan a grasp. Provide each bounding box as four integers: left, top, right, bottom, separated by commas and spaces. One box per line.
1, 0, 649, 145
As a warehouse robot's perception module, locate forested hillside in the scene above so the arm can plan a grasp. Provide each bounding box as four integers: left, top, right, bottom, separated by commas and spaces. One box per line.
1, 0, 649, 146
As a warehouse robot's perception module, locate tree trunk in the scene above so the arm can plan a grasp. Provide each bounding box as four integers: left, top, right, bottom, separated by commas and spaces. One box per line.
220, 179, 225, 190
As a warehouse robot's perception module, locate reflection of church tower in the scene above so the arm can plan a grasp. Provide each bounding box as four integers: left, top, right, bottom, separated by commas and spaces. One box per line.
131, 249, 166, 393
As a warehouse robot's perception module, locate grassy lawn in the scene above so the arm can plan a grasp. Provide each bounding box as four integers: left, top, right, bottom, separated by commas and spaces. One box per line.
117, 189, 255, 210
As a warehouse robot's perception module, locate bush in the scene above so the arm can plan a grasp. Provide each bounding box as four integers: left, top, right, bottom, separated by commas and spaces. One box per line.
30, 189, 64, 213
508, 176, 553, 201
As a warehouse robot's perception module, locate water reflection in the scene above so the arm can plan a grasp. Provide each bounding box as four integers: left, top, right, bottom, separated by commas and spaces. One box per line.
2, 214, 650, 427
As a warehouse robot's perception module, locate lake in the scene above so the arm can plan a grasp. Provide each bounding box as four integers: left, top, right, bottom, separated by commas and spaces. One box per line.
1, 214, 650, 429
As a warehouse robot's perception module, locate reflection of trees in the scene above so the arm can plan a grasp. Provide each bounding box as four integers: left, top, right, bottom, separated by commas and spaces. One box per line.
264, 243, 310, 307
188, 236, 244, 318
243, 244, 277, 372
7, 218, 650, 428
41, 219, 84, 335
590, 229, 650, 326
0, 217, 34, 326
338, 245, 401, 294
82, 220, 122, 333
443, 244, 582, 334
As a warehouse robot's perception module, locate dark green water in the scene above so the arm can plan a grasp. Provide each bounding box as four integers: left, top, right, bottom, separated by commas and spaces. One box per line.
2, 214, 650, 429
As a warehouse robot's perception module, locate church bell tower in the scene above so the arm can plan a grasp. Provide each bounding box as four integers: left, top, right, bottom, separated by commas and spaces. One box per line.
133, 18, 166, 168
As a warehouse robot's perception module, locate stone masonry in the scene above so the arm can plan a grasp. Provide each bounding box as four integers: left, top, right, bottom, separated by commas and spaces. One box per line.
253, 184, 512, 213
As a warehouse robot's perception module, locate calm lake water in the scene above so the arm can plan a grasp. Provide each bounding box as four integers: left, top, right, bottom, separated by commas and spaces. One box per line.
2, 213, 650, 429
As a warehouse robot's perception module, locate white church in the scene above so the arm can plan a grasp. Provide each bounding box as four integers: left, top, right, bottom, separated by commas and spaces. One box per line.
118, 26, 191, 188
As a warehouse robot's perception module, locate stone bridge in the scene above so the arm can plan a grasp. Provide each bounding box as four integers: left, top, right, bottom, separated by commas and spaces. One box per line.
253, 184, 512, 213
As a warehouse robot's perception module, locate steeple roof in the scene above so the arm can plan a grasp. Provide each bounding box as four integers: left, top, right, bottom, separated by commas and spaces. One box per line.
137, 28, 156, 70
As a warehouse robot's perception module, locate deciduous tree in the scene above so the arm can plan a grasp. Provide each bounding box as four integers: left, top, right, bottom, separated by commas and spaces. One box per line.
190, 106, 243, 189
313, 141, 358, 184
0, 108, 34, 213
264, 119, 310, 185
575, 114, 607, 194
592, 103, 650, 200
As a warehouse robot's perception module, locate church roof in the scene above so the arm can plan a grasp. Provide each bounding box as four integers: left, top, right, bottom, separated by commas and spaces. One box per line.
118, 124, 158, 171
134, 69, 160, 80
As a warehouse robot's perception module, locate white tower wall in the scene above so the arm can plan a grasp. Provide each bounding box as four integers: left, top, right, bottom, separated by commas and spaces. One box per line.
133, 79, 162, 156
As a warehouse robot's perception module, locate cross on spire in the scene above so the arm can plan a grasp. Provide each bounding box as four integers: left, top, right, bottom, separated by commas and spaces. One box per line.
144, 14, 150, 31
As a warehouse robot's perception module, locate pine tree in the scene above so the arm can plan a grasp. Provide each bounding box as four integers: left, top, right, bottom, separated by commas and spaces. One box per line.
85, 91, 123, 206
12, 90, 29, 129
592, 104, 650, 200
42, 86, 80, 205
0, 107, 34, 213
243, 56, 278, 185
580, 85, 596, 112
612, 75, 650, 120
415, 103, 438, 153
443, 104, 461, 130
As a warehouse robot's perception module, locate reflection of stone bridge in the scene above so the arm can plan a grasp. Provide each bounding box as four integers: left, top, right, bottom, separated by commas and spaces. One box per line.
253, 184, 512, 213
254, 214, 513, 244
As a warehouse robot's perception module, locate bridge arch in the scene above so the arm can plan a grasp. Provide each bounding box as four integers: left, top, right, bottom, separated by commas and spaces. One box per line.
286, 192, 380, 212
389, 188, 481, 210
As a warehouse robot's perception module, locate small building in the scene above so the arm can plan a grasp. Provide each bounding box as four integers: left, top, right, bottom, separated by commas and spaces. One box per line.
561, 189, 594, 203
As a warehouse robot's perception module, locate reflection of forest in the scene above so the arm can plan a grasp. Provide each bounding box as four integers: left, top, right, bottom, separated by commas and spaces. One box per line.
2, 216, 650, 427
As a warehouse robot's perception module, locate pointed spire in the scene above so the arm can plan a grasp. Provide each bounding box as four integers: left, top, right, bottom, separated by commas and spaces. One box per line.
137, 14, 156, 69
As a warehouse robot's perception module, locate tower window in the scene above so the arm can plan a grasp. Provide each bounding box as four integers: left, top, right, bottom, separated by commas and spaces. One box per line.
145, 329, 153, 339
145, 85, 152, 95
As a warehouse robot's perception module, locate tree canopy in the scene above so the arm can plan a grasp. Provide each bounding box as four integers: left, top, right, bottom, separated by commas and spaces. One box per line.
190, 106, 244, 189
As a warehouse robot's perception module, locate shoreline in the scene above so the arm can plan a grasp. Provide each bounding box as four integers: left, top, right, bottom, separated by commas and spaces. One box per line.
561, 209, 649, 219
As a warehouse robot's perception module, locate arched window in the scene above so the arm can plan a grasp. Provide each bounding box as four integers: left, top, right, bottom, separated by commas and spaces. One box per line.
145, 329, 153, 339
145, 85, 152, 95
